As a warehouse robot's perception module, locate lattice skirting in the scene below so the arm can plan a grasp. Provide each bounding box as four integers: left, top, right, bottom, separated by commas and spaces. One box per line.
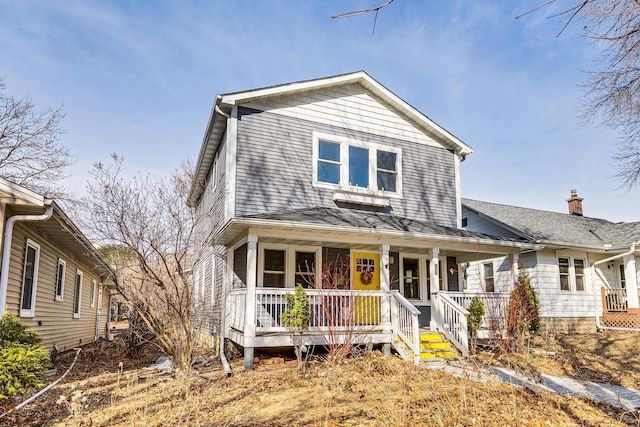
601, 313, 640, 329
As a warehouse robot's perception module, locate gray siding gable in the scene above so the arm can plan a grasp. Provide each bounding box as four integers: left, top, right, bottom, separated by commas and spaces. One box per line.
235, 107, 458, 227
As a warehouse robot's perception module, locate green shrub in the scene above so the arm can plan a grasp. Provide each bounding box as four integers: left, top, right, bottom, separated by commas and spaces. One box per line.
467, 298, 485, 354
0, 313, 42, 346
281, 284, 311, 371
0, 314, 49, 400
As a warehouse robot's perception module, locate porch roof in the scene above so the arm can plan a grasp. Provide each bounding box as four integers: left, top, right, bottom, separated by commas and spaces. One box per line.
214, 207, 541, 259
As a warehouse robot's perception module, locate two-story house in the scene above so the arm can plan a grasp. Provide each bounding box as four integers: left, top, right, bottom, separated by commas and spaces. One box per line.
187, 72, 539, 367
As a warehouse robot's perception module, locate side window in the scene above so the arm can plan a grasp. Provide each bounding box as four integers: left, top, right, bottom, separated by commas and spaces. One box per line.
73, 270, 83, 318
558, 257, 570, 291
619, 264, 626, 288
483, 262, 494, 293
294, 251, 316, 288
20, 240, 40, 317
574, 259, 585, 291
55, 258, 66, 302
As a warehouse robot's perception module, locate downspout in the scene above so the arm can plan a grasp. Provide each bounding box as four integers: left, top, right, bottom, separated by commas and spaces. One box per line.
591, 241, 640, 329
213, 249, 232, 377
0, 205, 54, 314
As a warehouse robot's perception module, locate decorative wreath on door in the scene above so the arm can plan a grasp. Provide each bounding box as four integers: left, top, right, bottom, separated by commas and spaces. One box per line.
360, 270, 374, 285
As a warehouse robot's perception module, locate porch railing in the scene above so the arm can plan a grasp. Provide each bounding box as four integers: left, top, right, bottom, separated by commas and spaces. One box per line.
432, 292, 469, 358
601, 287, 628, 313
390, 291, 421, 365
445, 292, 511, 331
227, 288, 246, 331
253, 288, 386, 333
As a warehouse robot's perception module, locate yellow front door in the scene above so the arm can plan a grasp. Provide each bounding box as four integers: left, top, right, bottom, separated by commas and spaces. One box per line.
352, 252, 380, 325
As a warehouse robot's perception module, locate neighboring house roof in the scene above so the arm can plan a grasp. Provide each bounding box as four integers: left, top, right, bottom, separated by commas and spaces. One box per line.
187, 71, 473, 206
0, 176, 114, 281
462, 198, 640, 251
214, 207, 539, 256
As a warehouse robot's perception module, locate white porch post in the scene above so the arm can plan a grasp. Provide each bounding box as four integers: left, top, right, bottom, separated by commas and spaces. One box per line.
511, 253, 520, 283
430, 247, 440, 331
624, 254, 640, 311
380, 244, 392, 355
244, 234, 258, 369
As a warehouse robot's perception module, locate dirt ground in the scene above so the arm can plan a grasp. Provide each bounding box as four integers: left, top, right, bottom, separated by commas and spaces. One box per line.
1, 331, 639, 426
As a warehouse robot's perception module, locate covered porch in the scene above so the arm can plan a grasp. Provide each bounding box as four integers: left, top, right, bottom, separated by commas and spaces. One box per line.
593, 251, 640, 330
214, 207, 537, 368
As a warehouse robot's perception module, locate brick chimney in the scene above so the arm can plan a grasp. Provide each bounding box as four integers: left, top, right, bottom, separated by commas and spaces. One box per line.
567, 189, 583, 216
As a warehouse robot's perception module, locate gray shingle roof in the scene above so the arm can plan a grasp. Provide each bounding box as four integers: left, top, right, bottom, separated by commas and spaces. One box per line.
243, 207, 528, 243
462, 198, 640, 249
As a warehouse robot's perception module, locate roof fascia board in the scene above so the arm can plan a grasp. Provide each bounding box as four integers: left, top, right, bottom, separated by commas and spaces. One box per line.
0, 176, 46, 207
221, 217, 542, 251
219, 71, 473, 157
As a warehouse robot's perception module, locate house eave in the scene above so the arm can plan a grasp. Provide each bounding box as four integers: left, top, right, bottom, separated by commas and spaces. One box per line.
213, 217, 542, 253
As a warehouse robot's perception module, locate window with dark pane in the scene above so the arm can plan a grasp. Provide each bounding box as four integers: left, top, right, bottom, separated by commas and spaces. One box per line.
317, 140, 340, 184
295, 251, 315, 288
483, 262, 494, 293
402, 258, 420, 299
264, 249, 285, 288
348, 146, 369, 187
558, 257, 570, 291
574, 259, 585, 291
21, 245, 37, 310
376, 150, 397, 192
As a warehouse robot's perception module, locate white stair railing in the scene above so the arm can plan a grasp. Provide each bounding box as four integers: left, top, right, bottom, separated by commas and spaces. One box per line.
432, 292, 469, 358
390, 291, 421, 365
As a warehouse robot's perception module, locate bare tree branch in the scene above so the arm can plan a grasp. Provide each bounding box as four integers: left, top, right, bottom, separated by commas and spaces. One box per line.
0, 77, 72, 198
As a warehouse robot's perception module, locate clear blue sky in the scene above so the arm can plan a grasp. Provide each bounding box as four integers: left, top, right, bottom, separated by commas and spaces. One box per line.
0, 1, 634, 221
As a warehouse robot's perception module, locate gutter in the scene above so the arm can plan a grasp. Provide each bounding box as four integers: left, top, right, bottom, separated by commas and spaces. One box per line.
590, 240, 640, 329
0, 204, 54, 314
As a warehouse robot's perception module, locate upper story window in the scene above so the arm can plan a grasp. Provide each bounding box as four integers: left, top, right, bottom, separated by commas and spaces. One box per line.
20, 239, 40, 317
313, 133, 402, 196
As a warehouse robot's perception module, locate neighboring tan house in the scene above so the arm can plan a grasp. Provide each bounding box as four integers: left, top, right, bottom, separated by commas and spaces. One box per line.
187, 71, 539, 365
462, 191, 640, 334
0, 177, 114, 353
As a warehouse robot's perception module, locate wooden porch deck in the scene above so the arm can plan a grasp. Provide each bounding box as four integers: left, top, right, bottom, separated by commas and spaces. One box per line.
600, 288, 640, 329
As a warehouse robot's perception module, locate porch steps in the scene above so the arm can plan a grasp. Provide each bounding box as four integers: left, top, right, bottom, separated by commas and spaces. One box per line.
400, 331, 459, 361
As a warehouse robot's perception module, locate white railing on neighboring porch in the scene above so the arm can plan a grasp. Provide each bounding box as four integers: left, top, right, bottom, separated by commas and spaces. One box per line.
390, 291, 421, 364
432, 292, 469, 358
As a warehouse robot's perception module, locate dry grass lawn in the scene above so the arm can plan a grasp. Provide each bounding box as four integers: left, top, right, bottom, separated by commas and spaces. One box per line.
1, 331, 639, 426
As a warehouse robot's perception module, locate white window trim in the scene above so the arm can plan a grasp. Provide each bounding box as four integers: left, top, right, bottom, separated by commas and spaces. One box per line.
20, 239, 40, 318
399, 254, 431, 305
55, 258, 66, 302
257, 243, 321, 288
312, 132, 403, 198
73, 270, 83, 319
481, 261, 495, 293
557, 254, 589, 292
90, 279, 97, 308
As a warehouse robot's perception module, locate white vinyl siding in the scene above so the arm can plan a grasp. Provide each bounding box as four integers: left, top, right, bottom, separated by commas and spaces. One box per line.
234, 107, 458, 227
55, 258, 66, 302
73, 270, 83, 318
20, 239, 40, 317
